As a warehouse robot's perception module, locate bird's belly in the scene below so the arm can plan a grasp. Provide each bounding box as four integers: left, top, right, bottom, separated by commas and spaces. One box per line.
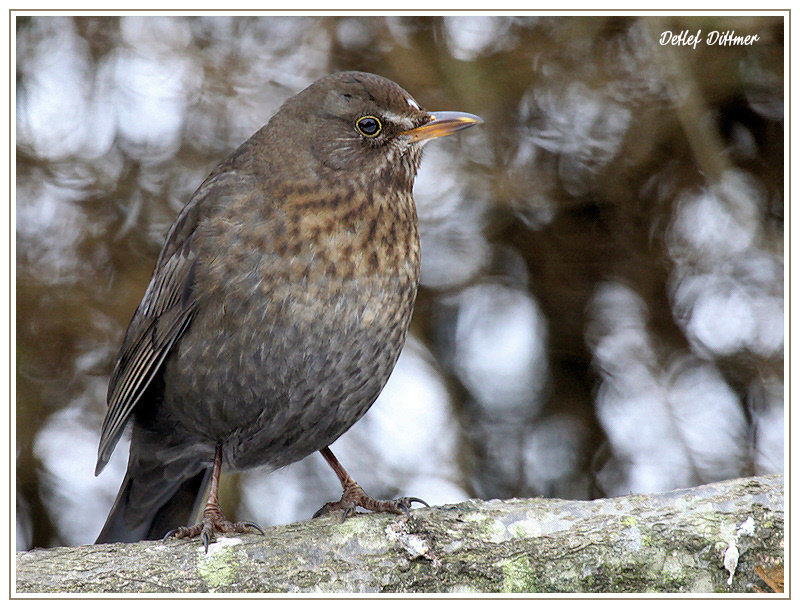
161, 275, 414, 471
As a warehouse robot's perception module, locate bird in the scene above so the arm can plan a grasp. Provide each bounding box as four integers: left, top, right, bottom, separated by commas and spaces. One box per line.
94, 71, 482, 549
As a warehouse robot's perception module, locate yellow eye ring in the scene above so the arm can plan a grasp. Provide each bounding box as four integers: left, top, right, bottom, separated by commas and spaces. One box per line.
355, 115, 382, 138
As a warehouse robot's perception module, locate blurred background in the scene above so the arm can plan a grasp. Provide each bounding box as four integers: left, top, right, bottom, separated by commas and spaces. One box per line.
15, 14, 784, 550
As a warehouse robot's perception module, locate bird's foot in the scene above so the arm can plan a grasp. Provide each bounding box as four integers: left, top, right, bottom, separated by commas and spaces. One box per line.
164, 504, 263, 552
313, 480, 428, 521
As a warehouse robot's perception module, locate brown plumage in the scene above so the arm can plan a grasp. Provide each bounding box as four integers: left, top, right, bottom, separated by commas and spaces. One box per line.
94, 71, 481, 548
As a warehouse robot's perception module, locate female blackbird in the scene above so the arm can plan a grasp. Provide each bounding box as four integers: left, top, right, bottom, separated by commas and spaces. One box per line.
94, 71, 481, 549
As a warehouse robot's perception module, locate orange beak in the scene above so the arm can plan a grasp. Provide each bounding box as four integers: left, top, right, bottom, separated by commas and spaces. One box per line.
401, 111, 483, 142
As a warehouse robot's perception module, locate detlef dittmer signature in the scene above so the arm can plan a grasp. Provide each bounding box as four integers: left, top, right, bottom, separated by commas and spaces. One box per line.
659, 30, 761, 49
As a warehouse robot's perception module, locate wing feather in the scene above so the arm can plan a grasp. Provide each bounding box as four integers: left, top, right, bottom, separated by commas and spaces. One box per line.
94, 170, 254, 475
95, 188, 207, 475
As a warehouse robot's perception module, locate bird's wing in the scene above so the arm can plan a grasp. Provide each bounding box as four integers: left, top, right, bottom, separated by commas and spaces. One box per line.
95, 181, 212, 476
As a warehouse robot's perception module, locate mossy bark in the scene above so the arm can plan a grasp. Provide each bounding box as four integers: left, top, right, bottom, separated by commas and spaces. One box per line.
15, 474, 783, 594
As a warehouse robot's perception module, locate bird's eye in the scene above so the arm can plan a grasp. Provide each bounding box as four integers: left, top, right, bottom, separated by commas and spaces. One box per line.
355, 116, 382, 138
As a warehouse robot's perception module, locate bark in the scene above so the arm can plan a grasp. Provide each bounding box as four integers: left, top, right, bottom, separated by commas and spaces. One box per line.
15, 474, 784, 594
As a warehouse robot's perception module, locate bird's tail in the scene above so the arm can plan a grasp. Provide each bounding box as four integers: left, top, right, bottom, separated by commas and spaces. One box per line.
96, 468, 211, 543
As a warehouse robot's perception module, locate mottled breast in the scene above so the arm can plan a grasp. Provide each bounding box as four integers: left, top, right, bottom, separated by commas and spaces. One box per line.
161, 172, 420, 469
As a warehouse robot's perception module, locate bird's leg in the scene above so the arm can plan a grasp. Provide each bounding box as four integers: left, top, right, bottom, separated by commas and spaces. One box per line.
313, 446, 428, 520
165, 443, 263, 551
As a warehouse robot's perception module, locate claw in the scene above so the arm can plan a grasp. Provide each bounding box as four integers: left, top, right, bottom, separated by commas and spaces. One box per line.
341, 507, 354, 522
315, 447, 429, 522
240, 520, 265, 535
313, 490, 430, 521
163, 528, 181, 540
166, 519, 264, 552
161, 445, 264, 552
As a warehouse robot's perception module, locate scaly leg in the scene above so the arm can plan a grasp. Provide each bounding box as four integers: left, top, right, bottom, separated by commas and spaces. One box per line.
313, 446, 428, 519
165, 443, 263, 551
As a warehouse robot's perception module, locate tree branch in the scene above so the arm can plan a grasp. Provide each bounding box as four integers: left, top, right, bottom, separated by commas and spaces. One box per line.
15, 474, 783, 594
